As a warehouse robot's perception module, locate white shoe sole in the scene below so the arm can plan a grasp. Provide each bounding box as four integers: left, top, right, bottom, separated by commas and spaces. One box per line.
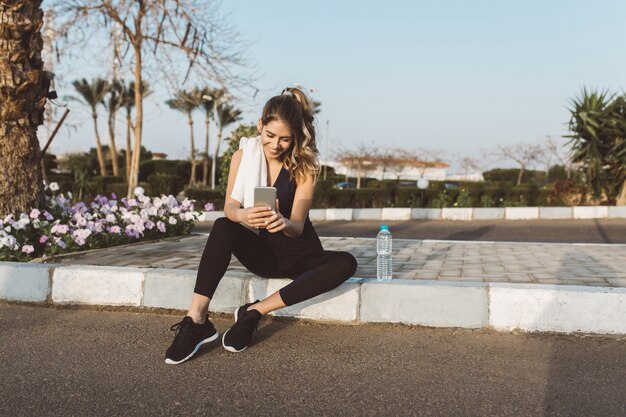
164, 331, 219, 365
221, 305, 250, 352
221, 329, 248, 353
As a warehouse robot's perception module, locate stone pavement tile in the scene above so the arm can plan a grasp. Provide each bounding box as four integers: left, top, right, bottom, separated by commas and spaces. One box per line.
485, 275, 509, 282
462, 268, 484, 277
395, 271, 419, 279
607, 278, 626, 287
440, 270, 462, 277
438, 275, 484, 282
534, 278, 564, 284
422, 262, 444, 270
416, 270, 439, 279
506, 273, 533, 283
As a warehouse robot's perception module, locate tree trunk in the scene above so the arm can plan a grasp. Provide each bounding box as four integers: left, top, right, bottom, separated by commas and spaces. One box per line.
125, 111, 132, 182
107, 110, 119, 176
0, 0, 51, 217
188, 117, 196, 187
128, 45, 143, 198
211, 126, 223, 189
202, 117, 210, 186
516, 166, 525, 186
92, 112, 107, 176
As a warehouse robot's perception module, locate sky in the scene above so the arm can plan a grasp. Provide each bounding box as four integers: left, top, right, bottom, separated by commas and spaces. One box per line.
40, 0, 626, 173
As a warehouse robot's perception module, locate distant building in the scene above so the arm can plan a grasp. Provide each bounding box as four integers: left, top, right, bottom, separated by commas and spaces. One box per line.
445, 172, 484, 182
327, 158, 449, 181
152, 152, 168, 160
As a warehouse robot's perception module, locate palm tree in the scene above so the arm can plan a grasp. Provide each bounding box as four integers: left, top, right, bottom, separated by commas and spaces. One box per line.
195, 87, 221, 186
71, 78, 110, 177
106, 80, 123, 176
0, 0, 51, 216
120, 81, 151, 183
212, 103, 242, 189
566, 88, 626, 204
166, 90, 201, 187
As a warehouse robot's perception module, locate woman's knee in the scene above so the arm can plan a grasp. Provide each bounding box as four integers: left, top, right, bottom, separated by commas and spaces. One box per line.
210, 217, 238, 235
332, 251, 358, 280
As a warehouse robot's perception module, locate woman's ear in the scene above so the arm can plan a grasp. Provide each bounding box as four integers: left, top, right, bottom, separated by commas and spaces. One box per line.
257, 119, 263, 134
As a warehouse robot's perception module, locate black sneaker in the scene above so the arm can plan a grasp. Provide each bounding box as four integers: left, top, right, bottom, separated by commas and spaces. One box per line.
165, 315, 219, 364
222, 307, 262, 353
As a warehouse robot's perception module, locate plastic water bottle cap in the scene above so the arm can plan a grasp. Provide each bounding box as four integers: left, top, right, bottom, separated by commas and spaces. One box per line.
380, 225, 389, 230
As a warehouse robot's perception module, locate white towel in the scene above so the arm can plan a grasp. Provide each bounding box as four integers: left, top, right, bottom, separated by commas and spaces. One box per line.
230, 135, 268, 208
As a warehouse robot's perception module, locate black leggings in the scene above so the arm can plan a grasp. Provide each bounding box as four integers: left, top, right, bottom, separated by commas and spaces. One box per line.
194, 217, 358, 306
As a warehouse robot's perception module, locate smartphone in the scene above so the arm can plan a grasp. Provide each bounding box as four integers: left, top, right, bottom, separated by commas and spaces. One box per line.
254, 186, 277, 211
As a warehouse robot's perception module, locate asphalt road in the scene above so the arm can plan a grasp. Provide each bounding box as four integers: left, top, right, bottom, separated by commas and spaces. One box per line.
1, 304, 624, 416
193, 219, 626, 243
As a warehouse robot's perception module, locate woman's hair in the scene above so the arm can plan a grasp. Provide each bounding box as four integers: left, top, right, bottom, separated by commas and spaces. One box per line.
261, 87, 320, 182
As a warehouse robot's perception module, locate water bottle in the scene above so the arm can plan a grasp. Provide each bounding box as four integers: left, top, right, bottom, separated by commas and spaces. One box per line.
376, 225, 392, 281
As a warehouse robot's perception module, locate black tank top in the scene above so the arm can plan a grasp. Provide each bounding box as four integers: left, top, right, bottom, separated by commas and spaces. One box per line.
260, 167, 324, 271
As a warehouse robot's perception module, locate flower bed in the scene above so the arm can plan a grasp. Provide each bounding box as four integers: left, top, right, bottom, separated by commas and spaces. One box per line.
0, 183, 200, 262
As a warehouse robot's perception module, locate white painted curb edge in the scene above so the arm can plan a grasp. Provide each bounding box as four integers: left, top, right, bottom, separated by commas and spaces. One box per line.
1, 262, 624, 335
200, 205, 626, 222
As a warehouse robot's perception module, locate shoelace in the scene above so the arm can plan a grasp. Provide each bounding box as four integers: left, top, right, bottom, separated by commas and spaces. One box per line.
169, 319, 199, 344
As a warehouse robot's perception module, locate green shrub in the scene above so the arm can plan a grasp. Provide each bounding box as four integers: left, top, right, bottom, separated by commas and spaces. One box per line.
91, 176, 125, 195
429, 191, 452, 208
147, 174, 186, 196
104, 182, 152, 198
455, 189, 472, 207
479, 195, 495, 207
185, 187, 225, 210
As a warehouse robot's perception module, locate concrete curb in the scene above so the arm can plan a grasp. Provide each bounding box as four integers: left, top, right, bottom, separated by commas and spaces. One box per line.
1, 261, 624, 335
199, 206, 626, 222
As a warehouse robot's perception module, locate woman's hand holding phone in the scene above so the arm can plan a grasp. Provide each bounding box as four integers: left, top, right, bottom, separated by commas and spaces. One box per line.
265, 199, 290, 233
238, 206, 274, 229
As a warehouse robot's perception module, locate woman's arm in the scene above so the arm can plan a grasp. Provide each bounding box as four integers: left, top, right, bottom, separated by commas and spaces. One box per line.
223, 149, 273, 227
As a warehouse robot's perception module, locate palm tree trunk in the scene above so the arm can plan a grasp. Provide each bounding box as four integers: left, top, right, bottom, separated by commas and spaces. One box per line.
188, 117, 196, 187
0, 0, 50, 217
107, 111, 119, 176
125, 111, 132, 182
92, 112, 107, 176
516, 166, 525, 186
211, 126, 223, 189
202, 117, 210, 186
128, 45, 143, 198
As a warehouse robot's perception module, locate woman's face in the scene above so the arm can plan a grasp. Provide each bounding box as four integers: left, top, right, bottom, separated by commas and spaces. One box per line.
258, 119, 293, 162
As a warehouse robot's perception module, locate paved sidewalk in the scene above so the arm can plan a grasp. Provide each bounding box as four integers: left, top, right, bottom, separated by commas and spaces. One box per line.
44, 234, 626, 288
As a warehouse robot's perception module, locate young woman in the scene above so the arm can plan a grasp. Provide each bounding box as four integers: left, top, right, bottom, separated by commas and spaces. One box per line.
165, 87, 358, 364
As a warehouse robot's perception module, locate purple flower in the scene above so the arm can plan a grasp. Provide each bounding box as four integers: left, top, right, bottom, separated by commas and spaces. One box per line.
72, 228, 92, 246
125, 224, 142, 239
29, 209, 41, 219
43, 211, 54, 221
111, 192, 117, 200
204, 202, 215, 212
107, 225, 122, 234
39, 235, 49, 244
145, 220, 155, 230
156, 221, 166, 233
51, 224, 69, 235
22, 245, 35, 254
54, 237, 66, 249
